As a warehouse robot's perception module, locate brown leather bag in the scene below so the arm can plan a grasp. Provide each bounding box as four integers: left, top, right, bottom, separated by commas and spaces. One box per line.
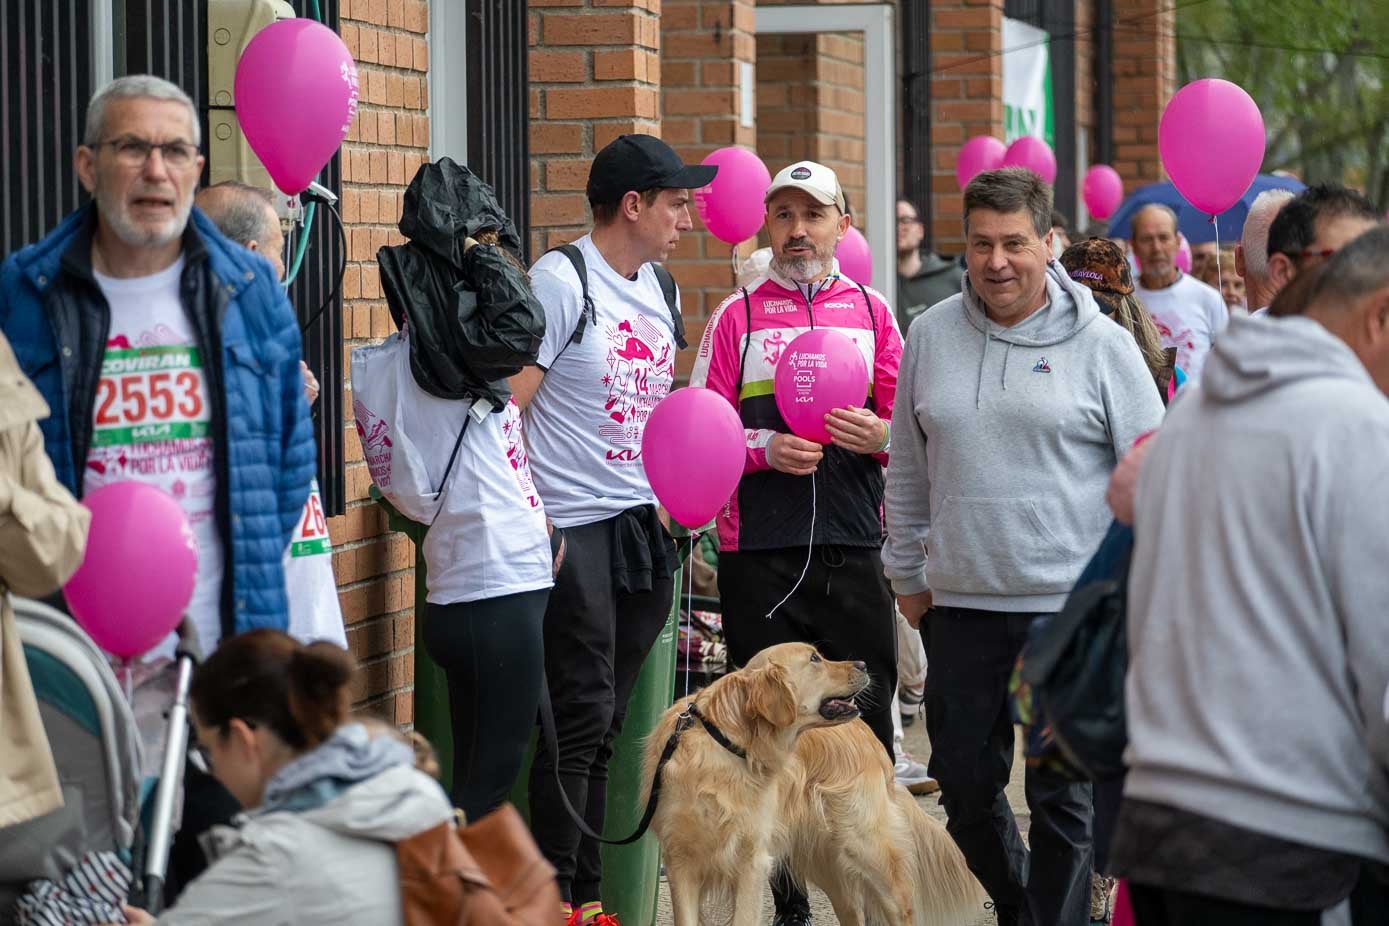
398, 803, 560, 925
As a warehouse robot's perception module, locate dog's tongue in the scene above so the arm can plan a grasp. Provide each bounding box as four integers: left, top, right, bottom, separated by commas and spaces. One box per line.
819, 698, 859, 720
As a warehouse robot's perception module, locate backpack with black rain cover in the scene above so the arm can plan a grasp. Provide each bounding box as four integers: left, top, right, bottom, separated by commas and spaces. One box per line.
1017, 520, 1134, 781
377, 158, 544, 410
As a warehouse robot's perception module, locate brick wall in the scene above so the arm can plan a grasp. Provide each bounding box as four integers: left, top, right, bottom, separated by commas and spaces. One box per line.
1111, 0, 1176, 192
331, 0, 431, 723
811, 33, 866, 220
929, 0, 1006, 253
1075, 0, 1095, 141
527, 0, 662, 257
661, 0, 756, 380
754, 31, 866, 221
755, 34, 818, 171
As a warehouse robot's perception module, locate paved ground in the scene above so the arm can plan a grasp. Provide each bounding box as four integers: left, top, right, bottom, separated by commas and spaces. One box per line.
653, 708, 1030, 925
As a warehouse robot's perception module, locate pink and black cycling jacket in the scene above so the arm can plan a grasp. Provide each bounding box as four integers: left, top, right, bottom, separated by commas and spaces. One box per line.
689, 265, 903, 552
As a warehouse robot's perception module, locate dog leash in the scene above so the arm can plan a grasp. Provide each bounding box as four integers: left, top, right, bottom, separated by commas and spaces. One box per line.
537, 683, 745, 845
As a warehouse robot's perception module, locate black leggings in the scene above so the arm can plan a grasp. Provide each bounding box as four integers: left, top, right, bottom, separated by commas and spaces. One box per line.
423, 588, 549, 821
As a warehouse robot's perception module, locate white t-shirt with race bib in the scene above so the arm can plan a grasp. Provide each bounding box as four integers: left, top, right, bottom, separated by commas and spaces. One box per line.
527, 235, 679, 528
284, 479, 346, 646
87, 258, 224, 656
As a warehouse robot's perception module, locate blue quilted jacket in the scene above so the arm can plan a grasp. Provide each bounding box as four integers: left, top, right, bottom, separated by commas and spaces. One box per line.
0, 205, 314, 638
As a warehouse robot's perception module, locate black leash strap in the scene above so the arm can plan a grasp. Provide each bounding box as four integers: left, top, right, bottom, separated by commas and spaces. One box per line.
537, 686, 747, 845
537, 678, 686, 845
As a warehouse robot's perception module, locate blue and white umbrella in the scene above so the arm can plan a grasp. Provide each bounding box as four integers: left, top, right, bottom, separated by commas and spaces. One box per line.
1107, 174, 1306, 245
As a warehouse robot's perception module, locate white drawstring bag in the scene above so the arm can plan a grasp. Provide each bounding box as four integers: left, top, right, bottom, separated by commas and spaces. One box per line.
350, 327, 488, 525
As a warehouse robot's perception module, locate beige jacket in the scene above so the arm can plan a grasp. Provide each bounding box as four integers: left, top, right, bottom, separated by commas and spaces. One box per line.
0, 331, 90, 828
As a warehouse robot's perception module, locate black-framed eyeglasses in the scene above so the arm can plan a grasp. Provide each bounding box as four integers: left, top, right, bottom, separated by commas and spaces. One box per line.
896, 215, 922, 227
93, 136, 198, 169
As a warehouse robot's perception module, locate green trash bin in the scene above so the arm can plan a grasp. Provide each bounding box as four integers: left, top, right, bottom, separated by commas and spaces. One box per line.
371, 487, 456, 792
374, 486, 680, 924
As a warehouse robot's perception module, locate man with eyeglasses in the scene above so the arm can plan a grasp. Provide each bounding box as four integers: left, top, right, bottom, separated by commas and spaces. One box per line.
896, 197, 961, 333
1259, 184, 1382, 318
0, 74, 313, 659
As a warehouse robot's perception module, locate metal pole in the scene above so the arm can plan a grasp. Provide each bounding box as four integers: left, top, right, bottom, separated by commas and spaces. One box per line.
143, 622, 200, 913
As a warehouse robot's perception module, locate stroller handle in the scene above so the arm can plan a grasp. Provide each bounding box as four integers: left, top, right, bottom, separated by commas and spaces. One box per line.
142, 617, 199, 913
174, 615, 203, 664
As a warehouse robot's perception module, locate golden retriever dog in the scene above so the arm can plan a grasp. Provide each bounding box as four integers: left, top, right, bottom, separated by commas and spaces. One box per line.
642, 642, 982, 926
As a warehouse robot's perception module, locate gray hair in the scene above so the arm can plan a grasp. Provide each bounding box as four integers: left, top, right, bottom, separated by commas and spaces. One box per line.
963, 168, 1053, 238
1240, 189, 1295, 282
1306, 225, 1389, 313
84, 75, 200, 147
1132, 203, 1180, 237
197, 181, 277, 247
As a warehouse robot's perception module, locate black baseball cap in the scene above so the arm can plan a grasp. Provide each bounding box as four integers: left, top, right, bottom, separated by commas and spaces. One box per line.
586, 135, 718, 206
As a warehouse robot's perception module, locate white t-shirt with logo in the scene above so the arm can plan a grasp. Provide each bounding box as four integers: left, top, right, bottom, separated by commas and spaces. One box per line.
527, 235, 679, 528
409, 391, 552, 605
1135, 272, 1229, 383
284, 479, 346, 646
87, 258, 224, 656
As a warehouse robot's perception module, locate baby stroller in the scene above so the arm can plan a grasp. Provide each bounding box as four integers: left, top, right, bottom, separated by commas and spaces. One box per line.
0, 598, 199, 924
673, 533, 727, 696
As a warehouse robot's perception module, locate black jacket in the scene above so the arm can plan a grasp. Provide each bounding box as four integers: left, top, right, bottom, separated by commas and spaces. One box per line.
896, 252, 962, 332
377, 158, 544, 409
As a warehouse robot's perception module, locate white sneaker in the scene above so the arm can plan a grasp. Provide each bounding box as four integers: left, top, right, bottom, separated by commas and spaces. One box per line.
893, 754, 940, 795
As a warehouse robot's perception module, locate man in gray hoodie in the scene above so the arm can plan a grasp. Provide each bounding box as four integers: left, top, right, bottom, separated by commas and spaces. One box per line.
883, 168, 1164, 926
1111, 226, 1389, 924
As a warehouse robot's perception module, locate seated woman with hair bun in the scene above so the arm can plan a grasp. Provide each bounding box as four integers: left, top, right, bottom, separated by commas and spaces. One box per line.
118, 630, 454, 925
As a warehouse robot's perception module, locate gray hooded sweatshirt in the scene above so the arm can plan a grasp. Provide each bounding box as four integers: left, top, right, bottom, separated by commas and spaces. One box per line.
883, 263, 1164, 611
1125, 314, 1389, 863
159, 724, 453, 925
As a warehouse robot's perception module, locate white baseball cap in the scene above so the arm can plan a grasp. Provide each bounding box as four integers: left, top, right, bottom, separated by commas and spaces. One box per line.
764, 160, 846, 213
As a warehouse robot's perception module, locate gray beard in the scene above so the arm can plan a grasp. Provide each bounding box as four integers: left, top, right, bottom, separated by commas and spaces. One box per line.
772, 253, 831, 284
96, 186, 191, 249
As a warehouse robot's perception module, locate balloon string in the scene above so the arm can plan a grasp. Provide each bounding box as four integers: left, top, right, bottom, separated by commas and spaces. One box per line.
729, 244, 739, 280
122, 659, 133, 704
766, 472, 816, 619
1212, 213, 1223, 297
683, 533, 696, 702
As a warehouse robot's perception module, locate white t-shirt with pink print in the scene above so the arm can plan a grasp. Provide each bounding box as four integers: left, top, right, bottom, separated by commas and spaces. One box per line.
420, 400, 553, 605
526, 234, 680, 528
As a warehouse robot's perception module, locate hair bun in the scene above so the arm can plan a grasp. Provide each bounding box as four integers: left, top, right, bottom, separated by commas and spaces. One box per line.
286, 641, 356, 747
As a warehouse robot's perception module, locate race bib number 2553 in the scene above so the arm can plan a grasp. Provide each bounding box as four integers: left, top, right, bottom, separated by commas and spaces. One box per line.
93, 346, 209, 446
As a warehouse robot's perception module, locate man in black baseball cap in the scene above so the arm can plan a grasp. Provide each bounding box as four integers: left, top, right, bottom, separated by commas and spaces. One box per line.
514, 135, 715, 924
585, 133, 718, 215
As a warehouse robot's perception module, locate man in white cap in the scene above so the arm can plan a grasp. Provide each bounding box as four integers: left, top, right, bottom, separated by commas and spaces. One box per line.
691, 160, 904, 926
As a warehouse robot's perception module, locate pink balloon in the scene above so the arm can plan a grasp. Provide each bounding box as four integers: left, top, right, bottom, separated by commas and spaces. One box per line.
235, 19, 360, 195
1175, 233, 1192, 273
64, 483, 198, 659
1002, 136, 1057, 184
1083, 165, 1124, 220
774, 330, 869, 446
956, 136, 1007, 190
642, 388, 745, 529
693, 147, 772, 245
1159, 79, 1265, 216
836, 226, 872, 286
